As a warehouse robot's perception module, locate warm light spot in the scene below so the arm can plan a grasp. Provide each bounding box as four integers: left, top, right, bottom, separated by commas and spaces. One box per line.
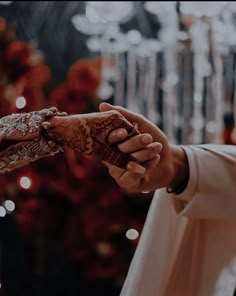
126, 229, 139, 240
96, 241, 114, 257
0, 206, 6, 217
15, 96, 26, 109
3, 200, 15, 212
19, 176, 31, 189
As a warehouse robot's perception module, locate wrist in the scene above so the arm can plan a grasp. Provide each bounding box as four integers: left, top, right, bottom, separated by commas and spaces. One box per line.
168, 145, 189, 194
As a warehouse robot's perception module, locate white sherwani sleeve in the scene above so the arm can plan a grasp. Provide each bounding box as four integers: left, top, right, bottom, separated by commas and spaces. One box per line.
177, 144, 236, 220
120, 144, 236, 296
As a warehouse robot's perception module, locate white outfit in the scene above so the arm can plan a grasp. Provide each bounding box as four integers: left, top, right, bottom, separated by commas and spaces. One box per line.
120, 144, 236, 296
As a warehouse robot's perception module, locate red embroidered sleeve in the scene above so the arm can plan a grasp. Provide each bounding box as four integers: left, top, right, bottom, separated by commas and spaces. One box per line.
0, 107, 64, 173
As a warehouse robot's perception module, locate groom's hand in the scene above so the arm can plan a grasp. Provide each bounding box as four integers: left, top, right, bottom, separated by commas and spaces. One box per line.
99, 103, 176, 193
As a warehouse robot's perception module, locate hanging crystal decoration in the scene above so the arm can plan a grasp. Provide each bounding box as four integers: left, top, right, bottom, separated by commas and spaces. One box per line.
135, 39, 150, 118
145, 1, 179, 143
72, 2, 134, 102
125, 30, 143, 113
145, 39, 162, 125
189, 20, 210, 144
207, 16, 228, 144
180, 1, 228, 144
222, 3, 236, 140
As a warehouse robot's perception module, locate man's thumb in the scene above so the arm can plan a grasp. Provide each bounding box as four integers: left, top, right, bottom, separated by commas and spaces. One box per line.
99, 103, 143, 124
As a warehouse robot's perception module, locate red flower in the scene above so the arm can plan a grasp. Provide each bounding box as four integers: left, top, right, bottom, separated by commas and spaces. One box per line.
0, 17, 6, 32
49, 57, 102, 114
19, 64, 51, 88
68, 57, 102, 97
0, 19, 16, 51
21, 86, 44, 111
3, 41, 32, 81
49, 82, 90, 114
4, 40, 32, 66
0, 88, 11, 116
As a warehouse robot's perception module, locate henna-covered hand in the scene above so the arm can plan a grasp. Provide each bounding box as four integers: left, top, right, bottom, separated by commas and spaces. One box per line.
0, 107, 66, 173
0, 108, 139, 173
42, 110, 140, 169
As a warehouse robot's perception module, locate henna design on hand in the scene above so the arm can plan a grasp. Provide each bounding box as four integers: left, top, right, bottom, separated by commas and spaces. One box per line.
0, 107, 65, 173
0, 137, 62, 173
42, 111, 139, 169
0, 108, 139, 173
0, 107, 66, 142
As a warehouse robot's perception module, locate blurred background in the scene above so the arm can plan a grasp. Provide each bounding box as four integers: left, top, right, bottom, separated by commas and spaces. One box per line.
0, 1, 235, 295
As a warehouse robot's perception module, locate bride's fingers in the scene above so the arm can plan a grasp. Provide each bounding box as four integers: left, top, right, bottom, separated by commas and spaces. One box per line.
107, 128, 129, 144
57, 111, 68, 116
42, 121, 51, 129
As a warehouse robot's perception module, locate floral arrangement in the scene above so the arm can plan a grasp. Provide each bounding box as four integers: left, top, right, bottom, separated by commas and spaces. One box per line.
0, 17, 51, 116
0, 17, 151, 290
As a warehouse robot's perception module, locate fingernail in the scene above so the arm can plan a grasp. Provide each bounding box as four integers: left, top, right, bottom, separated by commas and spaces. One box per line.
116, 129, 126, 138
42, 122, 51, 129
141, 134, 152, 145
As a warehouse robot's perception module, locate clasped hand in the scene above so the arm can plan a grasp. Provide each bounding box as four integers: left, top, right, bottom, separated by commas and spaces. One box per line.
99, 103, 178, 193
